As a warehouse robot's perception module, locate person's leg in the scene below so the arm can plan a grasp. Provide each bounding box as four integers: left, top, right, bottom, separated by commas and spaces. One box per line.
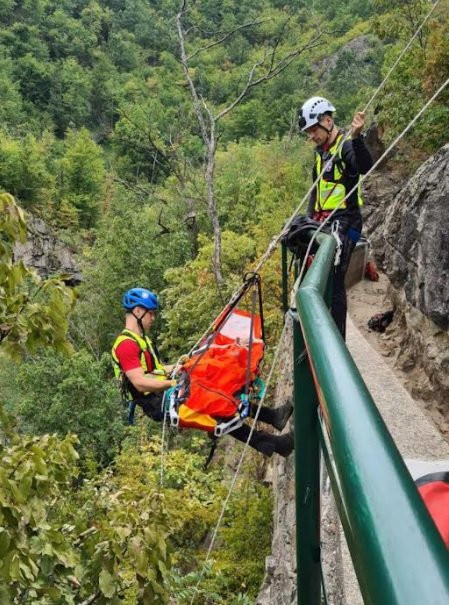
331, 236, 356, 340
230, 423, 294, 457
251, 402, 293, 431
135, 393, 165, 422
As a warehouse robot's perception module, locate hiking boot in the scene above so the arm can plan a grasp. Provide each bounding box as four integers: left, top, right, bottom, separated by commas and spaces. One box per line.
270, 402, 293, 431
273, 432, 294, 458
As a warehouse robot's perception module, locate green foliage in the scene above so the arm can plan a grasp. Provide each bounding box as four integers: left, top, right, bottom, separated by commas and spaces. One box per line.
0, 428, 82, 604
0, 193, 74, 357
57, 128, 106, 228
161, 230, 256, 355
12, 350, 124, 467
0, 131, 55, 208
0, 416, 172, 604
202, 481, 273, 602
373, 0, 449, 151
71, 188, 192, 355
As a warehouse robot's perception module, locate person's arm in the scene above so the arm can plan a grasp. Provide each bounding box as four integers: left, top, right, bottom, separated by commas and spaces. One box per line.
341, 137, 372, 176
115, 339, 175, 393
125, 366, 175, 393
343, 111, 373, 175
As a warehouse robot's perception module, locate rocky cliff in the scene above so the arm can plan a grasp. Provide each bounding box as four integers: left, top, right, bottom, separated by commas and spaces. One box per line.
256, 317, 344, 605
363, 143, 449, 410
257, 145, 449, 604
13, 214, 81, 285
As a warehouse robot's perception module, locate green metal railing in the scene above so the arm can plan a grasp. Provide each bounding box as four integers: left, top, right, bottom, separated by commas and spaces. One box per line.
283, 233, 449, 605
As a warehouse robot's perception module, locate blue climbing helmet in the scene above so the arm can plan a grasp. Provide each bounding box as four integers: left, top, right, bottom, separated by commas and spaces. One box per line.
122, 287, 159, 311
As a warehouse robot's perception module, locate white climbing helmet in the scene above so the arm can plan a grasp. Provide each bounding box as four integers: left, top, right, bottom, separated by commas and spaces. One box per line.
299, 96, 336, 131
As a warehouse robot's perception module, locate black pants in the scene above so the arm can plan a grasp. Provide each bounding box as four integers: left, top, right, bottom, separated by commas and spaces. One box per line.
330, 212, 362, 340
135, 395, 284, 456
227, 405, 283, 457
331, 235, 357, 340
134, 392, 165, 422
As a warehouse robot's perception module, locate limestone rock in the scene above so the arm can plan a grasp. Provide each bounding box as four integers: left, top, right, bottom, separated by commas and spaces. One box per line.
364, 144, 449, 330
13, 214, 81, 285
363, 144, 449, 413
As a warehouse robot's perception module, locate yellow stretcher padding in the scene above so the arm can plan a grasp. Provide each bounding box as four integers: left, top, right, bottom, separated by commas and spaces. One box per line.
178, 404, 217, 429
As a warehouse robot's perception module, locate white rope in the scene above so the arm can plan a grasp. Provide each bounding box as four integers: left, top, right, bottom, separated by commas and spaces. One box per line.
166, 7, 445, 593
296, 74, 449, 287
172, 0, 442, 370
160, 401, 167, 487
188, 320, 288, 605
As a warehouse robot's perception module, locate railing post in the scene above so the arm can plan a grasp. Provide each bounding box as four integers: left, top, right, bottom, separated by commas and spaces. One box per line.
281, 244, 289, 315
292, 311, 321, 605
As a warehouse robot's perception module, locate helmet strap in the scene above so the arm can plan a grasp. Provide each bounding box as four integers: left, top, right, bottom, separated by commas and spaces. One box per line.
318, 117, 334, 137
132, 309, 148, 336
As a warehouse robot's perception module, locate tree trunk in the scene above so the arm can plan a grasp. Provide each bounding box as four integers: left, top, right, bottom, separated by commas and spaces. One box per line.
205, 127, 223, 285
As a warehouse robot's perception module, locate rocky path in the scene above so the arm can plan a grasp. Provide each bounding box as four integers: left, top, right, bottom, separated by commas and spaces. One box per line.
333, 314, 449, 605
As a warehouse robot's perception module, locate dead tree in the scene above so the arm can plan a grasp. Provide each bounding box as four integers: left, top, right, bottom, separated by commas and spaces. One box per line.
176, 1, 324, 286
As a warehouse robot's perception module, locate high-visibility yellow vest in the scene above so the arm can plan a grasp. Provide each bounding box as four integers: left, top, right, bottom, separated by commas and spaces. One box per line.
111, 329, 167, 395
315, 134, 364, 212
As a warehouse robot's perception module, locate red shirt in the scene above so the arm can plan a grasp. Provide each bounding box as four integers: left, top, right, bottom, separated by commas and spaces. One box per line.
115, 339, 154, 373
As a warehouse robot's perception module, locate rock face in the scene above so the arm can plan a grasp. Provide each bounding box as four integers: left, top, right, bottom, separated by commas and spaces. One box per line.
13, 214, 81, 285
314, 35, 373, 75
257, 319, 296, 605
257, 317, 344, 605
363, 143, 449, 409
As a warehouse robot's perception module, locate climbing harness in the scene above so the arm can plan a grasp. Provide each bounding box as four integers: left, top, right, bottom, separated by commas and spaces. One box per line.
331, 220, 342, 267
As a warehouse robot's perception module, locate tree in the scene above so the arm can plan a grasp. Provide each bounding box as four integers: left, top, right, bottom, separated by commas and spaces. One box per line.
57, 128, 106, 229
175, 0, 324, 286
0, 192, 74, 357
14, 350, 125, 467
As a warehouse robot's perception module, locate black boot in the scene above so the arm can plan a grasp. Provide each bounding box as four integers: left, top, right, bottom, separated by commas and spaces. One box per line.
273, 432, 294, 458
270, 402, 294, 431
252, 401, 293, 431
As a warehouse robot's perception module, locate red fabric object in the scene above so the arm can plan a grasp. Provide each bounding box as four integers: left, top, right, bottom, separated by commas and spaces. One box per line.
417, 473, 449, 548
115, 339, 154, 373
181, 309, 264, 422
365, 260, 379, 282
313, 210, 333, 222
306, 255, 314, 268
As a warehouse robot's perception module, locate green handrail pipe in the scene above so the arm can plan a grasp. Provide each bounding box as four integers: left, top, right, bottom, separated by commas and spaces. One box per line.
293, 232, 449, 604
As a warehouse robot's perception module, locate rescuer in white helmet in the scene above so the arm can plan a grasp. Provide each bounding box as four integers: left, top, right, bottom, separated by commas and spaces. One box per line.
298, 96, 373, 338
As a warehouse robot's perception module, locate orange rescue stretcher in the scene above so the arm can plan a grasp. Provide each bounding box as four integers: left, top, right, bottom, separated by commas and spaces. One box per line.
168, 295, 266, 437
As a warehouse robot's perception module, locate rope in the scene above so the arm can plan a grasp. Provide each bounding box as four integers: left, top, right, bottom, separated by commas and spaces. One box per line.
171, 0, 442, 371
160, 400, 167, 487
296, 74, 449, 288
188, 320, 288, 605
166, 8, 445, 595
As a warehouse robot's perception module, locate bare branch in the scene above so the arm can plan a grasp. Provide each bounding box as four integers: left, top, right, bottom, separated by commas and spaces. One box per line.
79, 593, 101, 605
176, 3, 211, 146
215, 33, 325, 122
156, 208, 171, 236
120, 109, 170, 165
187, 19, 268, 60
112, 176, 169, 205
